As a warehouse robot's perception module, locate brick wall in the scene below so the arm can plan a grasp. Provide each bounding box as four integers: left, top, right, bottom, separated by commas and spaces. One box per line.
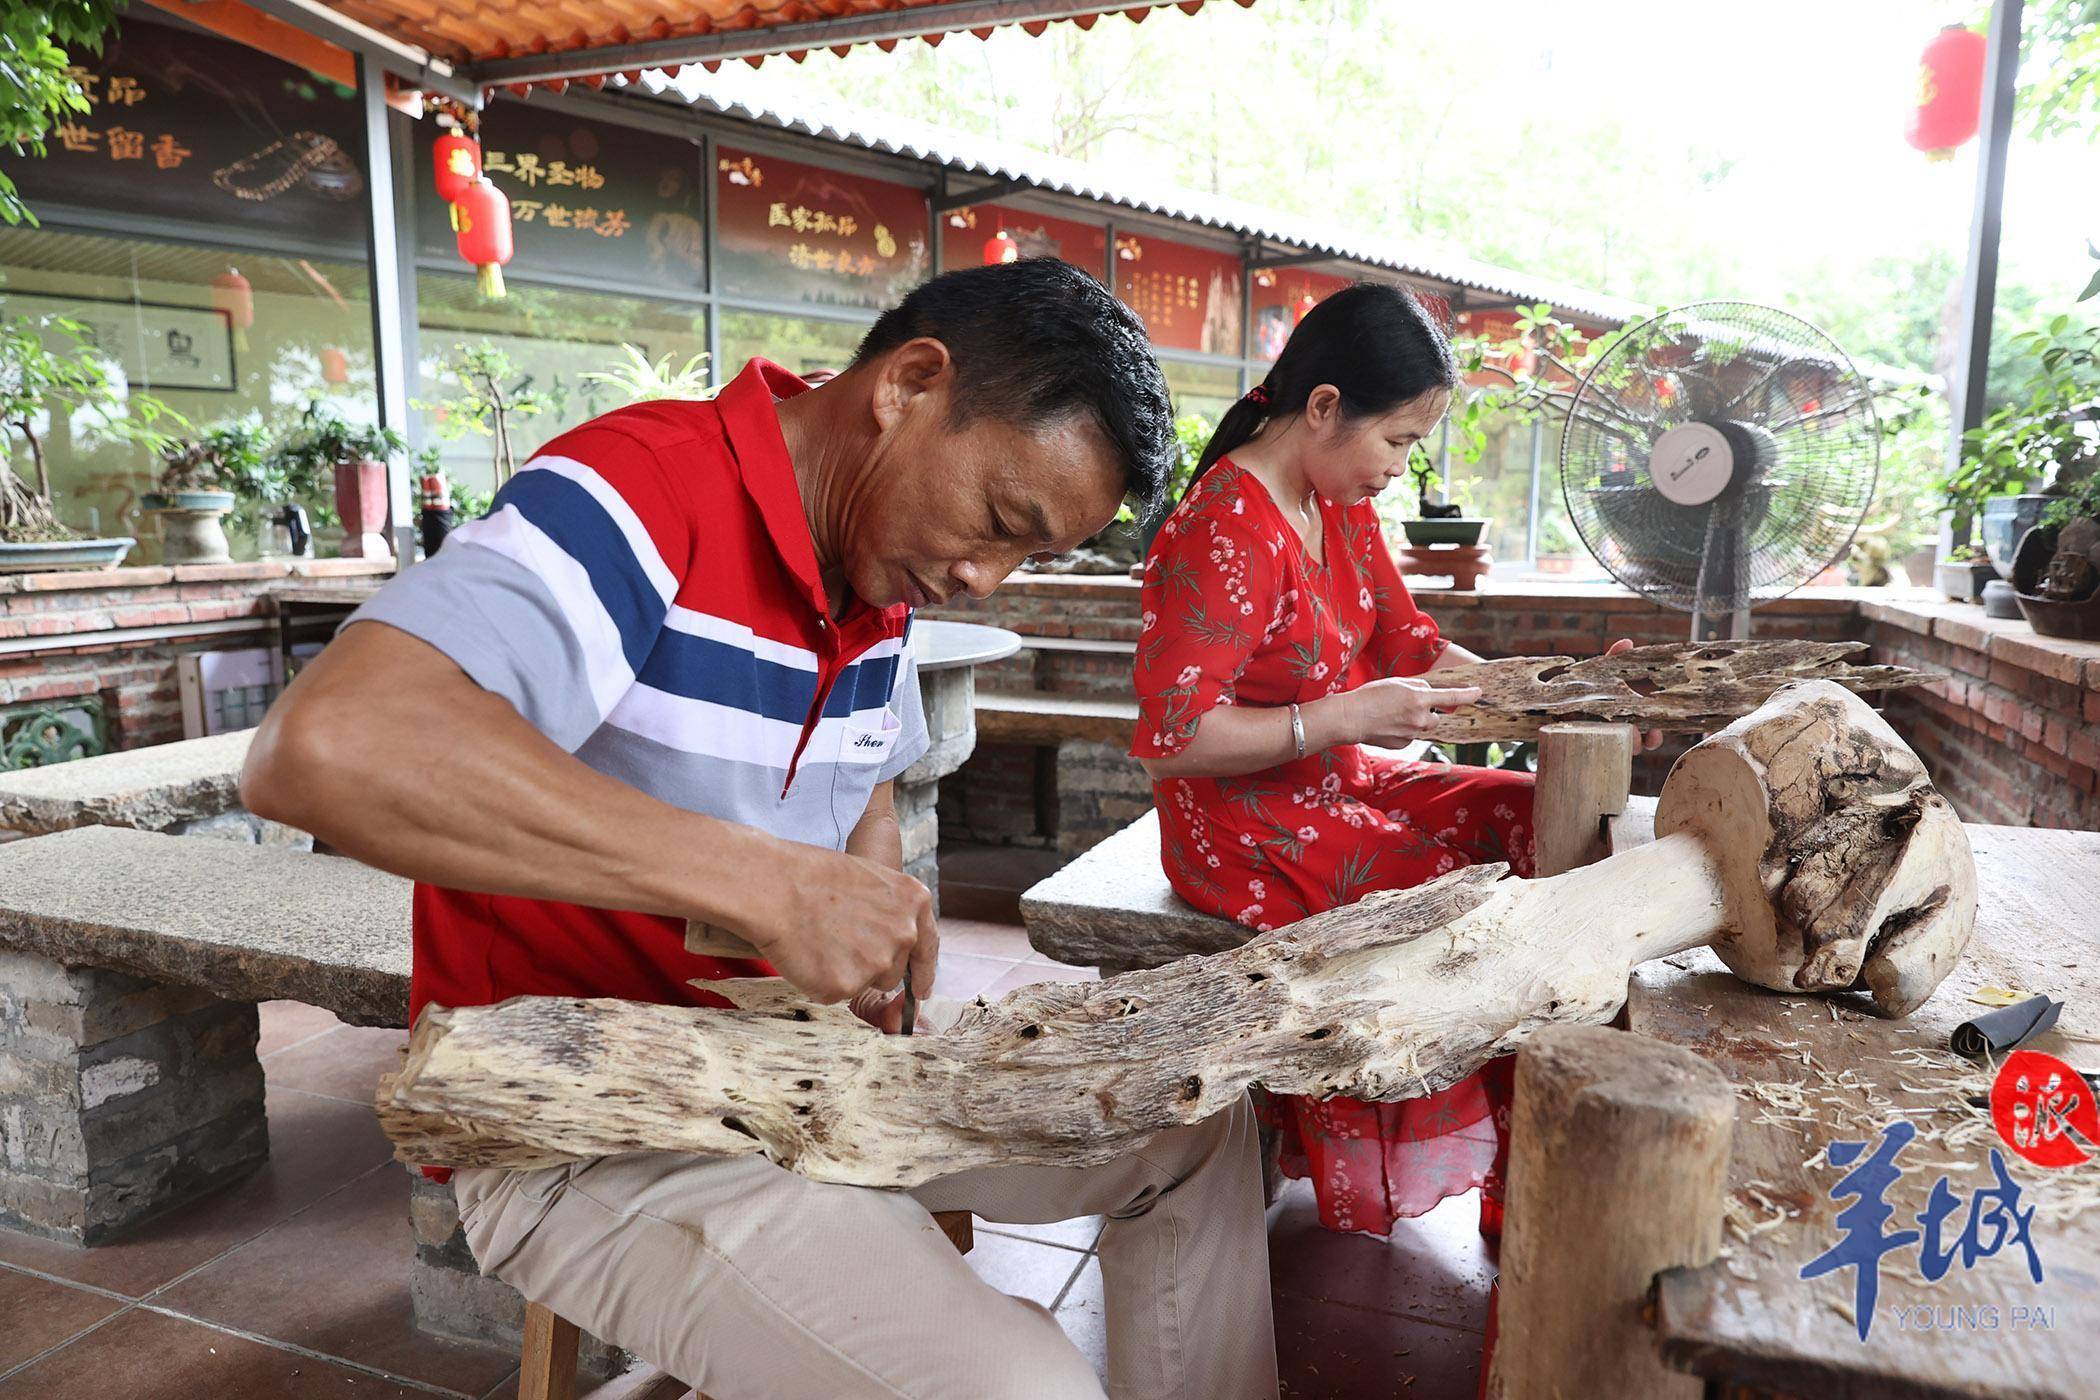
931, 573, 2100, 860
0, 561, 389, 753
1859, 601, 2100, 831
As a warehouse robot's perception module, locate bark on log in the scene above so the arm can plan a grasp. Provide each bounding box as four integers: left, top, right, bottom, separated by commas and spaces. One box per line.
377, 682, 1974, 1186
1423, 639, 1932, 742
1485, 1025, 1734, 1400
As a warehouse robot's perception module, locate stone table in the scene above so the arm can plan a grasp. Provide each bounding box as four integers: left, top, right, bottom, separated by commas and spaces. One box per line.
0, 729, 281, 841
898, 620, 1021, 904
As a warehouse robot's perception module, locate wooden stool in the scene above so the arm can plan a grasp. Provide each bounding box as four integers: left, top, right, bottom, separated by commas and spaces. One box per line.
517, 1210, 977, 1400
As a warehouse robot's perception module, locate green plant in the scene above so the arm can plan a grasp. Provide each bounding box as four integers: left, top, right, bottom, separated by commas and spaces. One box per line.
580, 343, 714, 402
1, 3, 126, 228
1954, 315, 2100, 523
417, 342, 547, 487
2041, 468, 2100, 531
154, 418, 269, 495
1, 313, 181, 541
267, 402, 403, 522
1946, 543, 1990, 565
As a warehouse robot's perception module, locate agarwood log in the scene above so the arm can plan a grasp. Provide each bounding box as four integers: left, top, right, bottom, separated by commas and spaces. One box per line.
377, 682, 1973, 1186
1423, 638, 1931, 742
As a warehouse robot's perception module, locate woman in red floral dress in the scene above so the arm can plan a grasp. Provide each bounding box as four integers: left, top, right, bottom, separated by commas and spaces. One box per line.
1132, 284, 1650, 1243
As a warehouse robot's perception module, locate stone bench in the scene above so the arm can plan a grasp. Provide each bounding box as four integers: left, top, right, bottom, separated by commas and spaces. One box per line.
1023, 796, 1660, 974
0, 728, 303, 847
0, 825, 615, 1370
975, 691, 1137, 748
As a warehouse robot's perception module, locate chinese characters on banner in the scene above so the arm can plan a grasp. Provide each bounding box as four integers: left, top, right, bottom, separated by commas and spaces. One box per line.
10, 25, 367, 249
713, 144, 929, 313
1114, 234, 1243, 356
414, 104, 702, 292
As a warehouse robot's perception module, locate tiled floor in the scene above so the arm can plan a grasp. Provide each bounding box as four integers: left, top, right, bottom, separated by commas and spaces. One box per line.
0, 917, 1492, 1399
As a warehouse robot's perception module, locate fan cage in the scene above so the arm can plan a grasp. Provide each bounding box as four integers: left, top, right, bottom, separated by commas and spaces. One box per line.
1557, 301, 1881, 614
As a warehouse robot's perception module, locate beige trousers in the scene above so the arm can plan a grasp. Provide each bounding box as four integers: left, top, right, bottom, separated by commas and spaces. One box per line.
452, 1093, 1277, 1400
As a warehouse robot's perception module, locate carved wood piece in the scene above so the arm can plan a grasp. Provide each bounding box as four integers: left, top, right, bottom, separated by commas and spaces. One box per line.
1423, 639, 1932, 742
378, 683, 1973, 1187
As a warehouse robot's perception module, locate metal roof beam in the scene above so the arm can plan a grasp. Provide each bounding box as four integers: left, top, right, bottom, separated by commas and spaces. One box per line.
464, 1, 1187, 89
241, 0, 483, 106
1246, 247, 1337, 271
932, 177, 1032, 213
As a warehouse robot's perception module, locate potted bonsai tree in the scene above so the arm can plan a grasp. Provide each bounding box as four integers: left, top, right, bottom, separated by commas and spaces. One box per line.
1961, 315, 2100, 575
142, 420, 269, 565
1, 314, 180, 572
1400, 449, 1487, 547
2010, 454, 2100, 640
269, 405, 404, 559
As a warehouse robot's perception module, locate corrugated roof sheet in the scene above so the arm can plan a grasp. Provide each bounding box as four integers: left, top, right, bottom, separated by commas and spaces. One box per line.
311, 0, 1250, 89
636, 69, 1653, 326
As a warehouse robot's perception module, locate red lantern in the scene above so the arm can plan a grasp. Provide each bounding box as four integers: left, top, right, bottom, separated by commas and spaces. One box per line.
1293, 292, 1318, 323
1907, 25, 1987, 158
320, 346, 349, 385
210, 268, 253, 350
983, 230, 1020, 265
432, 131, 483, 204
452, 177, 513, 299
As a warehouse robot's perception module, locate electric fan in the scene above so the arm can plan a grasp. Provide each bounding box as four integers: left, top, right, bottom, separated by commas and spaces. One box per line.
1558, 301, 1881, 639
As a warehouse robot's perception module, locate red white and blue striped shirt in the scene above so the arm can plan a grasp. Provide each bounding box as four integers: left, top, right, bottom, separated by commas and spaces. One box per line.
349, 359, 927, 1028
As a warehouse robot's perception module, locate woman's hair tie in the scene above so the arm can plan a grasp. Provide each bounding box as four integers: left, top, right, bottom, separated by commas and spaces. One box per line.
1244, 384, 1273, 409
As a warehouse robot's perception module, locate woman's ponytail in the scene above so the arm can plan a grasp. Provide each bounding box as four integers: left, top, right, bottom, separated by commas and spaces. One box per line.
1181, 283, 1458, 499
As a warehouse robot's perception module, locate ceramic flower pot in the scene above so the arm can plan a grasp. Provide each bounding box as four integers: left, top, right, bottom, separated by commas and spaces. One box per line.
333, 457, 393, 559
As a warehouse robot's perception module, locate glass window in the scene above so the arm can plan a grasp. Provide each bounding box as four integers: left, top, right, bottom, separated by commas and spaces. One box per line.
414, 273, 709, 502
717, 310, 869, 382
1451, 413, 1538, 567
1113, 233, 1242, 356
1160, 358, 1242, 424
942, 203, 1106, 278
1249, 268, 1351, 361
714, 145, 930, 312
0, 225, 374, 553
417, 100, 704, 296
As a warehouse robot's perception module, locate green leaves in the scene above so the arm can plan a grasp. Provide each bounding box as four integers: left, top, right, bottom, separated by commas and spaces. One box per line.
0, 2, 126, 227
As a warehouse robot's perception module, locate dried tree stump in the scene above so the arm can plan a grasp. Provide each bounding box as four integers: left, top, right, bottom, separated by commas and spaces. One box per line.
1532, 722, 1636, 878
1485, 1025, 1734, 1400
377, 681, 1974, 1186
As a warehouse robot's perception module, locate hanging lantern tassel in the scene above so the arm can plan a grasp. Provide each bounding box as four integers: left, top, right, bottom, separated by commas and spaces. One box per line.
452, 177, 513, 299
432, 131, 484, 204
1906, 25, 1987, 159
210, 268, 254, 351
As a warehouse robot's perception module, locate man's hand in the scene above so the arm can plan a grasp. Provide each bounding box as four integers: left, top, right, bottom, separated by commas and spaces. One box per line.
1338, 675, 1485, 746
741, 844, 939, 1007
1606, 638, 1667, 750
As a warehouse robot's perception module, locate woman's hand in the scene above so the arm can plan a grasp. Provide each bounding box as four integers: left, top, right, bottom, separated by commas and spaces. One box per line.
1336, 676, 1484, 746
1606, 638, 1666, 751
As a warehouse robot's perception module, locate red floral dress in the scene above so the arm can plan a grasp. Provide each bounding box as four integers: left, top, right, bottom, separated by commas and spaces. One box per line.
1131, 458, 1536, 1238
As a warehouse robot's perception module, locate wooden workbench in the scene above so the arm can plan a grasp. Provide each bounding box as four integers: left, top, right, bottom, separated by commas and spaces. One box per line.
1627, 824, 2100, 1400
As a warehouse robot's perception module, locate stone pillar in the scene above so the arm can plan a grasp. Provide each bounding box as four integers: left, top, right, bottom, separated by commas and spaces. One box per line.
897, 664, 978, 911
1052, 739, 1153, 857
0, 950, 267, 1244
406, 1167, 626, 1376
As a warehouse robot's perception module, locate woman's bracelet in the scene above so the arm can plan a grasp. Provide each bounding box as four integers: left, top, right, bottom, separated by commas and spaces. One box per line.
1288, 702, 1308, 760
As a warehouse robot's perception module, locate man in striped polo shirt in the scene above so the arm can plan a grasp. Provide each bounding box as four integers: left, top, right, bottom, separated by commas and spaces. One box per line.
244, 260, 1277, 1399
